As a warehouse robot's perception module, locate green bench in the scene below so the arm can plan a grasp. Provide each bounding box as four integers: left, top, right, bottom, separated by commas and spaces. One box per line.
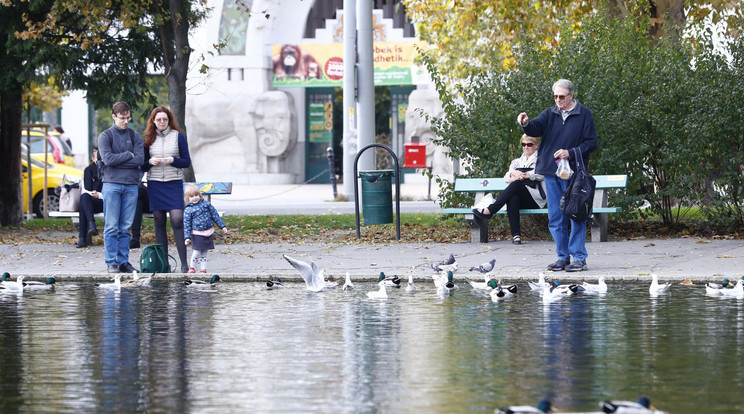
442, 175, 627, 243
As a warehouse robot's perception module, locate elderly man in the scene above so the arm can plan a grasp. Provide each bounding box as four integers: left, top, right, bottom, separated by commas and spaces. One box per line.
517, 79, 597, 272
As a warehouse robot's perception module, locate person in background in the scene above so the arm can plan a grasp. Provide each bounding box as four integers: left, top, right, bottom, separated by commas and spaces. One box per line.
142, 106, 191, 272
472, 134, 546, 244
183, 184, 228, 273
76, 147, 103, 248
98, 101, 144, 274
54, 125, 72, 150
518, 79, 597, 272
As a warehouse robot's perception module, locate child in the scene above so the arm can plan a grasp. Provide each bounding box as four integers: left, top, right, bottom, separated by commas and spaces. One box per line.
183, 183, 228, 273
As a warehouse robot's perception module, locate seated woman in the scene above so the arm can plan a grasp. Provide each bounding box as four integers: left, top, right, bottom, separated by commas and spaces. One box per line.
472, 134, 546, 245
77, 147, 104, 248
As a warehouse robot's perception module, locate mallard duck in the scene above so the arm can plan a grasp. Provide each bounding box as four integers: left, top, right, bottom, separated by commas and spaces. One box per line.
121, 272, 152, 288
469, 258, 495, 273
0, 274, 23, 291
283, 254, 325, 292
717, 279, 744, 299
528, 272, 550, 291
380, 272, 402, 288
431, 253, 458, 273
0, 272, 13, 287
323, 275, 342, 289
266, 277, 283, 289
467, 274, 495, 290
649, 273, 671, 295
184, 274, 221, 288
405, 274, 417, 292
436, 271, 458, 296
341, 273, 354, 290
582, 276, 608, 294
490, 281, 517, 302
705, 278, 732, 294
96, 275, 121, 291
23, 277, 58, 291
496, 399, 554, 413
601, 396, 667, 413
542, 281, 578, 303
366, 273, 388, 299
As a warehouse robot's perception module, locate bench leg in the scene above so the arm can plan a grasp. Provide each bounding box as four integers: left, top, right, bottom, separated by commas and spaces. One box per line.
590, 213, 608, 242
466, 215, 489, 243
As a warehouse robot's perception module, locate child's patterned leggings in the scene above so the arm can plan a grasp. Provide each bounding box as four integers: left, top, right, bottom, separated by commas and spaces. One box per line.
190, 250, 208, 271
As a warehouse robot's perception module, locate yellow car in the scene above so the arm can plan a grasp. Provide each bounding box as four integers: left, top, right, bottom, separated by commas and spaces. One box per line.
21, 151, 83, 217
23, 128, 76, 166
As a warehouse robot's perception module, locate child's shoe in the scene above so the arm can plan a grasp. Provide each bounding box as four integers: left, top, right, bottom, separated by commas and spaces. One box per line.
200, 269, 207, 273
187, 267, 196, 273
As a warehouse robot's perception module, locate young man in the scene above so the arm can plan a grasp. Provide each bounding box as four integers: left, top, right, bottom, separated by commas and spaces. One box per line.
98, 101, 145, 273
518, 79, 598, 272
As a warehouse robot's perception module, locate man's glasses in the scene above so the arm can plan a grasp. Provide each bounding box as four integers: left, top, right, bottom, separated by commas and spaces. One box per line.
553, 94, 570, 100
155, 118, 169, 123
521, 142, 535, 147
115, 116, 131, 122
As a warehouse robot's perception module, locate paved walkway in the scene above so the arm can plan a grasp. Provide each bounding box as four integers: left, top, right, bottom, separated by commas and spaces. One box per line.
1, 182, 742, 282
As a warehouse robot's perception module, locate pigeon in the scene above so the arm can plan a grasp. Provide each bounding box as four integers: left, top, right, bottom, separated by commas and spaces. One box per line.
431, 253, 458, 273
469, 258, 495, 273
283, 254, 325, 292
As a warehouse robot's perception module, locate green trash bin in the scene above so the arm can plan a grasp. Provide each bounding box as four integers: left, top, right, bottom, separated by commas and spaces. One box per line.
359, 170, 394, 225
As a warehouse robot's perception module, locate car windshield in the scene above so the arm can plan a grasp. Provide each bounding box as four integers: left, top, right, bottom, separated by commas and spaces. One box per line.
21, 150, 55, 169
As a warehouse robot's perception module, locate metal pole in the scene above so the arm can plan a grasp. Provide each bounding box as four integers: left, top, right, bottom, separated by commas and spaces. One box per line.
327, 147, 337, 199
342, 0, 357, 197
356, 0, 375, 172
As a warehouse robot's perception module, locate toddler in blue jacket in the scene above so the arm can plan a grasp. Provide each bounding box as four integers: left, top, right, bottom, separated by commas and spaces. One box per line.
183, 183, 228, 273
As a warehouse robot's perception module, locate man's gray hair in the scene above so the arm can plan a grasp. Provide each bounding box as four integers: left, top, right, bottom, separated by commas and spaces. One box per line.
552, 79, 575, 95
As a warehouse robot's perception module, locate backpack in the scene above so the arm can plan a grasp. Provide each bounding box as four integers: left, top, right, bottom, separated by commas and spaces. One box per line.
139, 244, 174, 273
559, 147, 596, 223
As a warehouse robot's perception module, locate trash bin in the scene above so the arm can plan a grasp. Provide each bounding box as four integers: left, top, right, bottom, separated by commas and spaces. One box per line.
359, 170, 394, 225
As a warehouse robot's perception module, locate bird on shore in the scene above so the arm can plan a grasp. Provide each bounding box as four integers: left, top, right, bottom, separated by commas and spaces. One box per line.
431, 253, 458, 273
283, 254, 325, 292
405, 274, 417, 292
495, 399, 553, 413
649, 273, 671, 295
23, 277, 58, 291
366, 273, 388, 299
184, 274, 221, 288
96, 275, 121, 291
469, 258, 495, 274
528, 272, 550, 291
266, 277, 284, 289
582, 276, 608, 294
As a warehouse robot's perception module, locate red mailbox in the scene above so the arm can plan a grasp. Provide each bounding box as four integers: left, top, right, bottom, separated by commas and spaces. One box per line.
403, 142, 427, 168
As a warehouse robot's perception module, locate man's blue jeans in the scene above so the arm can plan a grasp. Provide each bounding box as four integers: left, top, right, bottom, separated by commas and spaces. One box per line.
102, 183, 138, 266
544, 175, 587, 262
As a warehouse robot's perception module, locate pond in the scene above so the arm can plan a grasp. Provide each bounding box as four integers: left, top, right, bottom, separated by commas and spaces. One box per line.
1, 279, 742, 413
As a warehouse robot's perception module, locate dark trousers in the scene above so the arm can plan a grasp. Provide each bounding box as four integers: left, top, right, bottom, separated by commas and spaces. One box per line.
486, 180, 541, 237
131, 184, 150, 244
78, 193, 103, 245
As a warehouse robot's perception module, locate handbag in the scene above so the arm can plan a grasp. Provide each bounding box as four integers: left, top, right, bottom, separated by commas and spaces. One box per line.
559, 148, 596, 222
59, 184, 81, 212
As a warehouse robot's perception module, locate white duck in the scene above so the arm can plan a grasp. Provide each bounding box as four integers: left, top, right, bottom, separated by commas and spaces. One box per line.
96, 275, 122, 291
436, 271, 459, 296
528, 272, 550, 291
496, 399, 554, 414
283, 254, 325, 292
405, 274, 417, 292
649, 273, 671, 295
582, 276, 608, 294
23, 277, 58, 291
184, 274, 221, 288
366, 273, 388, 299
341, 273, 354, 291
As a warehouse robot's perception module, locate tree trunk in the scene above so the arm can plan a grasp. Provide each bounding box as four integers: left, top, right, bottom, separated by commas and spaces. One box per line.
606, 0, 686, 37
0, 85, 24, 226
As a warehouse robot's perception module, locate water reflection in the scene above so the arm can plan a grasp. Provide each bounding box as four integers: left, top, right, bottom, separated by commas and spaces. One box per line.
1, 282, 743, 413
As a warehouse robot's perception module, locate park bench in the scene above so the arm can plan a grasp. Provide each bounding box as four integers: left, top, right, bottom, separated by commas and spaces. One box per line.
49, 181, 232, 229
442, 175, 627, 243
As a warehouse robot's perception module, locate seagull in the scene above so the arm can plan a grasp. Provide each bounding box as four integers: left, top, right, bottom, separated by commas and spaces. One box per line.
366, 273, 388, 299
495, 399, 554, 414
528, 272, 550, 291
469, 258, 496, 273
184, 274, 222, 288
23, 277, 58, 291
649, 273, 671, 295
468, 273, 496, 290
341, 273, 354, 290
431, 253, 458, 273
405, 274, 417, 292
266, 277, 284, 289
601, 396, 667, 413
96, 275, 122, 291
582, 275, 608, 294
283, 254, 325, 292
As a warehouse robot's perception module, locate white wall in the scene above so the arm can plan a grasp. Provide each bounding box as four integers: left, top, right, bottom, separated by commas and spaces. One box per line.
60, 90, 90, 169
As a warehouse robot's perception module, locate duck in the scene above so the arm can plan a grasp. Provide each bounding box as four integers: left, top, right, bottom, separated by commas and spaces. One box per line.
496, 399, 554, 413
121, 272, 152, 288
323, 275, 342, 289
490, 280, 517, 302
0, 274, 24, 291
469, 258, 495, 273
266, 277, 283, 289
366, 273, 388, 299
705, 278, 733, 295
717, 279, 744, 299
431, 253, 458, 274
283, 254, 325, 292
551, 280, 584, 295
582, 276, 608, 294
23, 277, 58, 291
184, 274, 221, 288
405, 274, 417, 292
649, 273, 671, 295
542, 281, 573, 303
341, 273, 354, 290
380, 272, 402, 288
436, 271, 459, 296
96, 275, 122, 291
528, 272, 550, 291
467, 274, 495, 290
601, 396, 667, 413
0, 272, 13, 287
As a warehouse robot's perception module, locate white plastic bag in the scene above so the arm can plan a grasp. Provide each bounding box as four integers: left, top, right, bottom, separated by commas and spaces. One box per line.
473, 193, 495, 210
556, 158, 573, 180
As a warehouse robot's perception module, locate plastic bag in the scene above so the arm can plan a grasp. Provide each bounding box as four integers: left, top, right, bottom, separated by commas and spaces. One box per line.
556, 158, 573, 180
473, 193, 495, 210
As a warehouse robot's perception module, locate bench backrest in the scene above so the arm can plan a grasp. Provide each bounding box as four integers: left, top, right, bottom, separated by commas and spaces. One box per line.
453, 174, 627, 193
183, 182, 233, 195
